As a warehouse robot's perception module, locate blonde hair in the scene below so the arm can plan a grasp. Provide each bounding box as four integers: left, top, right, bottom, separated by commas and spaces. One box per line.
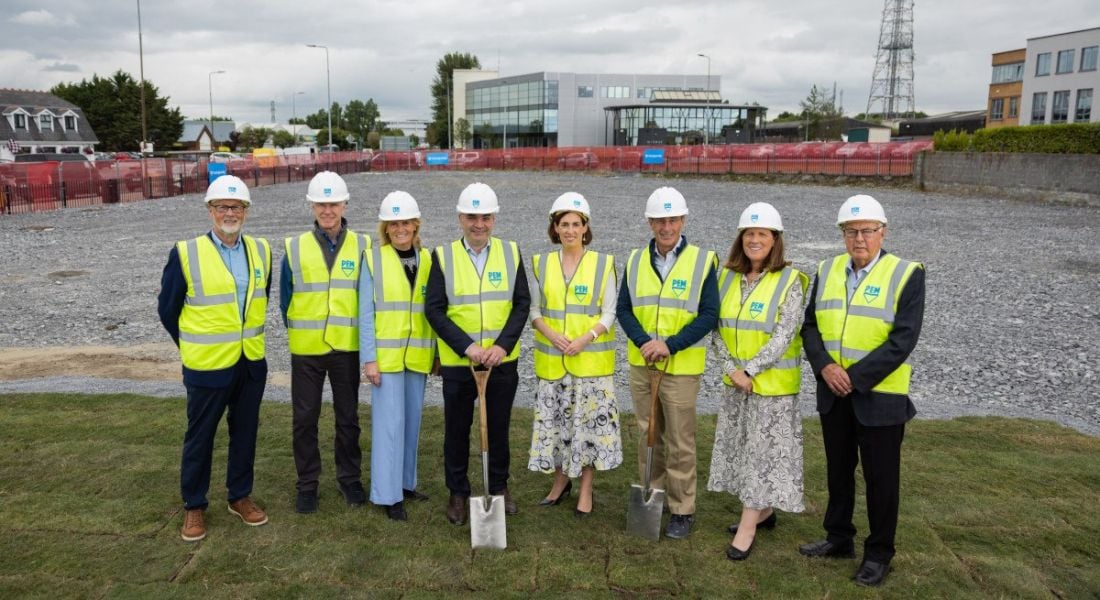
376, 218, 422, 248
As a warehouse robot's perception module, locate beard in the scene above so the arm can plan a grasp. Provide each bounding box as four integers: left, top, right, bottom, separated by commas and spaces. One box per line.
217, 221, 242, 236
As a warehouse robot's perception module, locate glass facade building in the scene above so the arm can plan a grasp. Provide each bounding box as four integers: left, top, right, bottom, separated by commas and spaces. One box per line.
467, 74, 559, 147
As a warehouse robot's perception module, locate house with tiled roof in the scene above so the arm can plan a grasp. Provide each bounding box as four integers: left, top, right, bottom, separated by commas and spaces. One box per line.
0, 89, 99, 154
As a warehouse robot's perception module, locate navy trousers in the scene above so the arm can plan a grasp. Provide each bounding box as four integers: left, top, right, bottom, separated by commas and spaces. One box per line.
441, 361, 518, 497
180, 359, 265, 510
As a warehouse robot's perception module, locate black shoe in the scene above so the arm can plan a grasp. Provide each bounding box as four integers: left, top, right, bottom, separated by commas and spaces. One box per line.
296, 490, 318, 514
538, 480, 572, 506
403, 488, 430, 502
574, 507, 592, 519
384, 501, 408, 522
446, 495, 467, 525
665, 514, 695, 539
500, 488, 518, 515
728, 511, 777, 535
339, 481, 366, 507
854, 560, 891, 586
726, 540, 754, 561
799, 539, 856, 558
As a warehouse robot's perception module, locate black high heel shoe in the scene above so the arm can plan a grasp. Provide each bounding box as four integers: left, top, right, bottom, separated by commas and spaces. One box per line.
574, 491, 593, 518
537, 480, 572, 506
727, 511, 776, 535
726, 539, 754, 561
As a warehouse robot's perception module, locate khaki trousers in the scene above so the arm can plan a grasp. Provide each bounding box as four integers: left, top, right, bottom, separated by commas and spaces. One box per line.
629, 365, 700, 515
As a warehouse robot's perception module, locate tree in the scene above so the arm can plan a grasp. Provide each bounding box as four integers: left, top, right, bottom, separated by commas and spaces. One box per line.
51, 70, 183, 151
455, 117, 472, 148
344, 99, 380, 143
798, 84, 844, 140
272, 130, 296, 148
315, 127, 353, 150
236, 126, 272, 149
428, 52, 481, 148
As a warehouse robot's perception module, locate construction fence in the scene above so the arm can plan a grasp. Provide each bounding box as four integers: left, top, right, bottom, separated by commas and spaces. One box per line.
1, 141, 932, 215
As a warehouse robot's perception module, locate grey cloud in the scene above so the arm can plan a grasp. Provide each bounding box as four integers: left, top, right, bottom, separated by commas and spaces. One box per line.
42, 62, 81, 72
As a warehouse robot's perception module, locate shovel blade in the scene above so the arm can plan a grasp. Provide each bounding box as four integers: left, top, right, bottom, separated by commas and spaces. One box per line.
626, 483, 666, 541
470, 494, 507, 550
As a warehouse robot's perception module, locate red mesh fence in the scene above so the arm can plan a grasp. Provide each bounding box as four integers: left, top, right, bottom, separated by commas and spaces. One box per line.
1, 142, 931, 215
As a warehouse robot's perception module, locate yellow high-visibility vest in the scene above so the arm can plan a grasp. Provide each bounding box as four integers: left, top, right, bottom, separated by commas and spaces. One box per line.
814, 253, 921, 395
285, 230, 370, 355
434, 237, 521, 366
717, 266, 808, 396
177, 234, 270, 371
532, 250, 617, 379
624, 243, 716, 375
364, 244, 435, 373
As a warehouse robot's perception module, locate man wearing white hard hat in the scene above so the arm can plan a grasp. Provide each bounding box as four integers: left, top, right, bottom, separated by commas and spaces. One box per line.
799, 194, 925, 587
425, 182, 531, 525
358, 191, 436, 521
279, 171, 370, 514
158, 174, 272, 542
616, 186, 719, 540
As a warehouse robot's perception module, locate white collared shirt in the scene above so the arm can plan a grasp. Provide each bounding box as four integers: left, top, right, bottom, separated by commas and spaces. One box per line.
653, 237, 683, 280
845, 250, 883, 302
463, 237, 491, 277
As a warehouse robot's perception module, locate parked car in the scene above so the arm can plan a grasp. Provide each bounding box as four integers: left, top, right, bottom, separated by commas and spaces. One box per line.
558, 151, 598, 170
209, 151, 243, 163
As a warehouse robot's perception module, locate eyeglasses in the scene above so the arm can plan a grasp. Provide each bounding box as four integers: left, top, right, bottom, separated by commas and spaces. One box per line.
842, 225, 883, 238
211, 204, 247, 214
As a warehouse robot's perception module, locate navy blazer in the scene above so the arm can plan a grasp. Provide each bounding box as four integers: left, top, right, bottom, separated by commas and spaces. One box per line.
801, 251, 926, 427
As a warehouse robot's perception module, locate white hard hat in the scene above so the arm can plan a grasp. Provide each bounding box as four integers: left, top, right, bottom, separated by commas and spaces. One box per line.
549, 192, 590, 219
837, 194, 887, 226
306, 171, 350, 203
456, 182, 499, 214
205, 174, 251, 206
644, 186, 689, 218
379, 190, 421, 221
738, 202, 784, 231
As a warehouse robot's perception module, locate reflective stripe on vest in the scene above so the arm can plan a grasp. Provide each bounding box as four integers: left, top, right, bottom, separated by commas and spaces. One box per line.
717, 266, 807, 396
435, 237, 521, 366
815, 253, 920, 395
532, 251, 617, 380
285, 231, 370, 355
625, 244, 715, 375
177, 234, 269, 371
365, 244, 436, 373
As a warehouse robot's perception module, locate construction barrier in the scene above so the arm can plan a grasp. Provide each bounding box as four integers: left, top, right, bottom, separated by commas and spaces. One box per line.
0, 142, 931, 215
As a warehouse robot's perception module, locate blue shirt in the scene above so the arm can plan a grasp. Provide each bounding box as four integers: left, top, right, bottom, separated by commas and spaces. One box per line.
846, 250, 883, 302
212, 231, 249, 319
463, 237, 491, 277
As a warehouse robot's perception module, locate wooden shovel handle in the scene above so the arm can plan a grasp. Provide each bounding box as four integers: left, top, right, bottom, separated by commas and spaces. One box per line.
471, 366, 492, 453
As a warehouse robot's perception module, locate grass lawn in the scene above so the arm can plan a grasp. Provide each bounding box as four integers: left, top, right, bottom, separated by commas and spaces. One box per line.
0, 392, 1097, 598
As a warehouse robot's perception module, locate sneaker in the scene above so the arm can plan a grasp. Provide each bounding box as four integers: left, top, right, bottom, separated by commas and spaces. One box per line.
180, 508, 206, 542
339, 481, 367, 507
228, 497, 269, 526
665, 514, 695, 539
296, 490, 318, 514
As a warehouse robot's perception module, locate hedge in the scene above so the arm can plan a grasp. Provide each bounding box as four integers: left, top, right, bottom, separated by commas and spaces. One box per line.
933, 122, 1100, 153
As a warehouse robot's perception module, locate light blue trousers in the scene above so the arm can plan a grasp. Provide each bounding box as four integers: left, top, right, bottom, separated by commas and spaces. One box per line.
370, 370, 427, 505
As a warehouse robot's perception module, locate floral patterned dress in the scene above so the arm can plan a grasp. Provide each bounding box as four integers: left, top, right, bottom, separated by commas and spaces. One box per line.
707, 275, 806, 512
528, 374, 623, 477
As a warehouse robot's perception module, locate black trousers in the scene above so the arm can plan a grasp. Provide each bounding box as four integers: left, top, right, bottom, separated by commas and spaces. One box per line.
291, 351, 362, 493
820, 395, 906, 563
441, 361, 518, 497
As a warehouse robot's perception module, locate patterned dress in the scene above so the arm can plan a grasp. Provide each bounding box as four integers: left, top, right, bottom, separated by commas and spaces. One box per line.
528, 374, 623, 477
707, 276, 806, 512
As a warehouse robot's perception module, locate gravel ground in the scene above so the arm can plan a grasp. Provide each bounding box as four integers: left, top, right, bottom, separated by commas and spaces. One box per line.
1, 171, 1097, 436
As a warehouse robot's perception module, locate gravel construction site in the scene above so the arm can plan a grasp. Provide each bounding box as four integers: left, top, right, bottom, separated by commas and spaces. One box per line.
1, 170, 1097, 435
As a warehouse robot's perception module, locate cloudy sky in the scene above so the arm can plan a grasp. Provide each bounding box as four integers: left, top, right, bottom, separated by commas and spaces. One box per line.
1, 0, 1096, 130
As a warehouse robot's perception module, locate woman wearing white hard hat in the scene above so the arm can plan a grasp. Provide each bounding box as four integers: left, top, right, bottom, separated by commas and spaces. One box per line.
358, 191, 436, 521
527, 192, 622, 517
708, 202, 808, 561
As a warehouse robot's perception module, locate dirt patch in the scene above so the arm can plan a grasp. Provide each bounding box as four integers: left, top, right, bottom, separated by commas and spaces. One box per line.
47, 270, 89, 279
0, 344, 291, 387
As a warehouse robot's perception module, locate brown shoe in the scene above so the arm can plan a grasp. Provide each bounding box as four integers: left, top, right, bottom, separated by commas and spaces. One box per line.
228, 497, 269, 526
446, 494, 468, 525
180, 508, 206, 542
501, 488, 518, 515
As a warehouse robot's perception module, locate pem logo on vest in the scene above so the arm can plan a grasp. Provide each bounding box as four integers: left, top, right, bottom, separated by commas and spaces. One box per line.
420, 285, 427, 297
749, 301, 765, 318
863, 284, 881, 303
671, 278, 687, 297
573, 284, 589, 301
340, 259, 355, 276
254, 268, 262, 282
488, 271, 502, 288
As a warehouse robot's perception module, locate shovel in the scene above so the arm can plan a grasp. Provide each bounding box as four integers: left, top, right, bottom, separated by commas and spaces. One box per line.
627, 362, 668, 541
469, 365, 507, 550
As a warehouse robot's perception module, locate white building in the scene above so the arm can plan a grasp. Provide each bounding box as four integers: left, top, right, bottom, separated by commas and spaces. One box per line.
1020, 27, 1099, 125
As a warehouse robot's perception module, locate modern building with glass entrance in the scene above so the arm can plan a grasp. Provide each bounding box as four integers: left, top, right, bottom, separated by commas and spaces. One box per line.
459, 71, 718, 148
604, 90, 767, 145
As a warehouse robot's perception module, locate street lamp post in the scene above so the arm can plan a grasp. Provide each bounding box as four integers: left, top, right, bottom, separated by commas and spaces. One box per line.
136, 0, 147, 155
697, 53, 711, 146
306, 44, 332, 151
291, 91, 305, 144
208, 70, 226, 152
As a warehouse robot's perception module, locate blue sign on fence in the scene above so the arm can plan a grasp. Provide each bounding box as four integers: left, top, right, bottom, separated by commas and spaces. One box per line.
642, 148, 665, 165
426, 152, 450, 166
208, 162, 227, 184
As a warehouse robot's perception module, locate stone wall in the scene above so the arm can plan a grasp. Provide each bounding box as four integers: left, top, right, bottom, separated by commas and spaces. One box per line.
915, 152, 1100, 204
